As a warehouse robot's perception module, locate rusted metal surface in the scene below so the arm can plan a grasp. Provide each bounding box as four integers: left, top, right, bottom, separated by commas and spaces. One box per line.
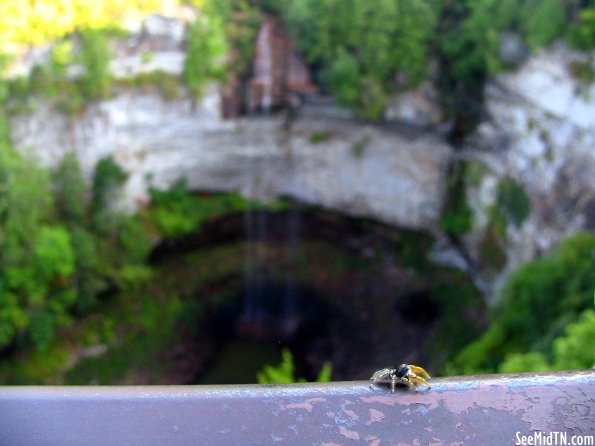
1, 370, 594, 445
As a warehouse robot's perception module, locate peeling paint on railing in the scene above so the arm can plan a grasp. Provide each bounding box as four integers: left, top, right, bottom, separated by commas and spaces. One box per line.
1, 370, 594, 445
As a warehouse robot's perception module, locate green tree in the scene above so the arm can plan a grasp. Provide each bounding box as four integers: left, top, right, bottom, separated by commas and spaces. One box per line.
449, 232, 595, 374
91, 155, 128, 234
53, 152, 88, 223
436, 0, 568, 141
79, 28, 112, 100
34, 225, 75, 284
499, 309, 595, 373
0, 146, 82, 349
0, 147, 54, 304
0, 288, 28, 347
499, 351, 551, 373
321, 48, 361, 109
552, 309, 595, 370
202, 0, 261, 76
184, 14, 228, 98
521, 0, 566, 49
282, 0, 439, 119
0, 55, 11, 148
568, 6, 595, 49
69, 226, 104, 313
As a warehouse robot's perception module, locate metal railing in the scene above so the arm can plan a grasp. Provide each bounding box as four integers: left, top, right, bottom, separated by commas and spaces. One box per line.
1, 370, 594, 445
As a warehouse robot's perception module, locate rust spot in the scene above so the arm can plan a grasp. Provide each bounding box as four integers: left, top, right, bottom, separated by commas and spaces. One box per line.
285, 397, 326, 413
343, 409, 358, 420
339, 426, 360, 441
368, 409, 385, 423
361, 395, 399, 406
365, 435, 381, 446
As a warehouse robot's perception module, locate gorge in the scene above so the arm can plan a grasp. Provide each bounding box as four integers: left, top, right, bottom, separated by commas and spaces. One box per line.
3, 8, 594, 384
9, 14, 595, 296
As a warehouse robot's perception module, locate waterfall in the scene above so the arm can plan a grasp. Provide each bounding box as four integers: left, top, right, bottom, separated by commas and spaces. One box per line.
253, 204, 268, 318
249, 18, 273, 114
258, 20, 273, 113
283, 205, 301, 317
243, 206, 255, 319
242, 195, 268, 322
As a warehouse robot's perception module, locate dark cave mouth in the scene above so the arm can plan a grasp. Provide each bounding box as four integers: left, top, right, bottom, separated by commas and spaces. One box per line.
198, 282, 331, 384
151, 204, 485, 383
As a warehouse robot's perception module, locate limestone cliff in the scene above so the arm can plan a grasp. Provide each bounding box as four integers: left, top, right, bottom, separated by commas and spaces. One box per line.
8, 15, 595, 297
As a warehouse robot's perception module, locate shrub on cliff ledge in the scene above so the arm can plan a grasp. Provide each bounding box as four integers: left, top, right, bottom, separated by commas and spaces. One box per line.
281, 0, 438, 119
568, 6, 595, 50
79, 28, 112, 100
184, 14, 228, 98
449, 232, 595, 374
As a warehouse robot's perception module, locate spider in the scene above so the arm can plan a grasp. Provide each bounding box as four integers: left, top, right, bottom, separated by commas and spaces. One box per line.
370, 364, 431, 392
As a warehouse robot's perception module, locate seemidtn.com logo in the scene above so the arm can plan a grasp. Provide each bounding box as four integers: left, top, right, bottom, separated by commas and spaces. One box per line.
516, 432, 594, 446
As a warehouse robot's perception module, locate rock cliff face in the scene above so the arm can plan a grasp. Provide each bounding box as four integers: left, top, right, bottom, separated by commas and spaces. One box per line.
11, 88, 451, 231
8, 15, 595, 296
462, 43, 595, 292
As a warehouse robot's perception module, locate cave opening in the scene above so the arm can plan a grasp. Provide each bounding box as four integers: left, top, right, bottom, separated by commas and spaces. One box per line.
151, 202, 485, 384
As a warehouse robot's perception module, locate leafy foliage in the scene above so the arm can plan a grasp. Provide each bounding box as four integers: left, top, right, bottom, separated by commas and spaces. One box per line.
79, 29, 112, 100
322, 48, 361, 110
53, 153, 87, 223
498, 351, 551, 373
441, 162, 473, 236
496, 176, 531, 228
521, 0, 566, 49
552, 308, 595, 369
499, 308, 595, 372
0, 149, 152, 349
145, 179, 250, 237
435, 0, 567, 140
4, 27, 116, 115
0, 0, 167, 48
0, 146, 71, 349
201, 0, 261, 77
281, 0, 439, 119
449, 232, 595, 374
478, 206, 508, 272
567, 6, 595, 49
439, 0, 566, 80
1, 0, 586, 125
184, 13, 228, 98
91, 156, 128, 234
257, 348, 332, 384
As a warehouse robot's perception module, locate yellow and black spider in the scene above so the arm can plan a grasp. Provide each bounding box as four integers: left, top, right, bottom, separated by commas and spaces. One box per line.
370, 364, 431, 392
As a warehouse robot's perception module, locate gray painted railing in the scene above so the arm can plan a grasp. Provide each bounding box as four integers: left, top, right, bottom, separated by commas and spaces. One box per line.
1, 370, 594, 445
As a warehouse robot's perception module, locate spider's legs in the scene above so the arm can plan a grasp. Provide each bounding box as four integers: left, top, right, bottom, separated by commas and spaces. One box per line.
391, 374, 397, 393
409, 375, 431, 389
409, 365, 431, 381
